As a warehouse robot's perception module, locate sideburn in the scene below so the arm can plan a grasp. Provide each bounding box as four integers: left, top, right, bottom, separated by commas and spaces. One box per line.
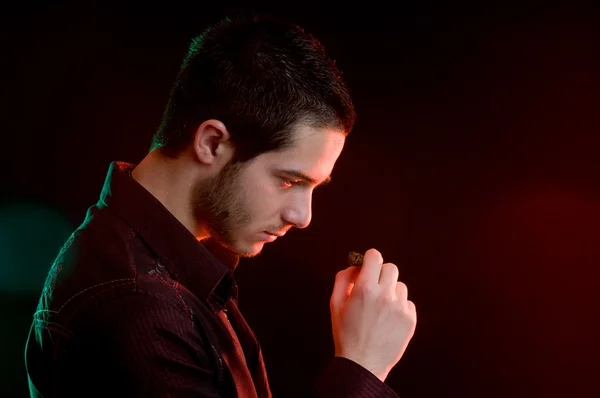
192, 160, 250, 241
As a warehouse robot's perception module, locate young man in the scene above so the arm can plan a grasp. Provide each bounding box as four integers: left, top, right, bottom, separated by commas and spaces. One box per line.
25, 15, 417, 397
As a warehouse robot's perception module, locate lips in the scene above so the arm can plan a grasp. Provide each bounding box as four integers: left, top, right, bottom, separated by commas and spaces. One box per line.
261, 231, 278, 242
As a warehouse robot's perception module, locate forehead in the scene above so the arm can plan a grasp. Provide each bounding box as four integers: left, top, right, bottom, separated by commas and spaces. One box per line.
256, 124, 346, 180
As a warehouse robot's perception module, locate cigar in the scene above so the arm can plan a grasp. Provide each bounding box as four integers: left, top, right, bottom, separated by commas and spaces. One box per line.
347, 251, 364, 266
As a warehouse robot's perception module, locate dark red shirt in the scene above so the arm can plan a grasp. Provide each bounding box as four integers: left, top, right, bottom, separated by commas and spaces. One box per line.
24, 161, 399, 397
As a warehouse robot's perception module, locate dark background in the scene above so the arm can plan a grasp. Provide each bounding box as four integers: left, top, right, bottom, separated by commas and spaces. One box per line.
2, 1, 600, 397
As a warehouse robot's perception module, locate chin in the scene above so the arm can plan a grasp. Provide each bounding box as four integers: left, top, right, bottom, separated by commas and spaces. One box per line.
217, 237, 265, 258
236, 242, 265, 258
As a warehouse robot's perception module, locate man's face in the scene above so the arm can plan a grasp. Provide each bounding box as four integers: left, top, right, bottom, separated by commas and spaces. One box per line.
193, 123, 346, 257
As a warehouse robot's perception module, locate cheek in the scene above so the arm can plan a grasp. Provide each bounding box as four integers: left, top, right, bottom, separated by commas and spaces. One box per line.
238, 178, 276, 214
246, 180, 283, 219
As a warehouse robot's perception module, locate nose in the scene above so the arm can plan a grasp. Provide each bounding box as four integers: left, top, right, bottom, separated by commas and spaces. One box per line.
282, 191, 313, 229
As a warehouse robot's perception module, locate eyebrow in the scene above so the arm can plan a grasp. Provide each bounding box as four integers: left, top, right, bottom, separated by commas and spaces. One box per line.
280, 169, 332, 187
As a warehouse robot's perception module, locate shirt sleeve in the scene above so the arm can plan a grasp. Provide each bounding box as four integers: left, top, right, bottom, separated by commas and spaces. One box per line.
60, 292, 222, 398
314, 356, 400, 398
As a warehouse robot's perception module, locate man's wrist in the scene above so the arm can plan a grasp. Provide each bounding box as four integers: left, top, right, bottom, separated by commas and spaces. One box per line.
334, 355, 390, 382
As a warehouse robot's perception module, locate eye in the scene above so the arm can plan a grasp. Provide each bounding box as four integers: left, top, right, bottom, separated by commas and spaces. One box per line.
280, 178, 299, 189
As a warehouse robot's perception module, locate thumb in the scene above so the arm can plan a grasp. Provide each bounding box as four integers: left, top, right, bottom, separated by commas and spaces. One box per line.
330, 266, 360, 310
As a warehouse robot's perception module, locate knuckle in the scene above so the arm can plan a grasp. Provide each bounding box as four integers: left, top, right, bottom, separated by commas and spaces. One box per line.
409, 312, 417, 325
391, 304, 405, 319
356, 283, 378, 299
366, 248, 383, 262
403, 301, 417, 323
396, 281, 408, 293
378, 293, 396, 307
382, 262, 398, 273
394, 281, 405, 294
407, 300, 416, 312
395, 303, 416, 321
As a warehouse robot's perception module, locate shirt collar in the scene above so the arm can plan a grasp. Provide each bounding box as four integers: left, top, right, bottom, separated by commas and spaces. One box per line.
98, 161, 240, 310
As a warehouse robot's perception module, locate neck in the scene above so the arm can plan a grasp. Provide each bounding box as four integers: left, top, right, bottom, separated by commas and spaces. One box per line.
131, 149, 210, 240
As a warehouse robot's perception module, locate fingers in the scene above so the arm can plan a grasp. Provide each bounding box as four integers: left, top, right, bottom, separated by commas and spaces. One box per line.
396, 283, 416, 324
379, 263, 399, 297
395, 281, 408, 303
334, 249, 411, 309
354, 249, 384, 288
330, 266, 361, 309
407, 300, 417, 319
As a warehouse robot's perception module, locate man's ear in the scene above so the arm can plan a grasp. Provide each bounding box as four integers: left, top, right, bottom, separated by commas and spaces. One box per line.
192, 119, 234, 166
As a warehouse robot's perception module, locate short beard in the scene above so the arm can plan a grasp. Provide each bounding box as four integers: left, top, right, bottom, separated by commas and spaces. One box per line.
192, 160, 252, 253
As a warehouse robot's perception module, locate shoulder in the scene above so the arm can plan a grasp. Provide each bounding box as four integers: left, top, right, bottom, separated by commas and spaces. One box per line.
39, 204, 155, 315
